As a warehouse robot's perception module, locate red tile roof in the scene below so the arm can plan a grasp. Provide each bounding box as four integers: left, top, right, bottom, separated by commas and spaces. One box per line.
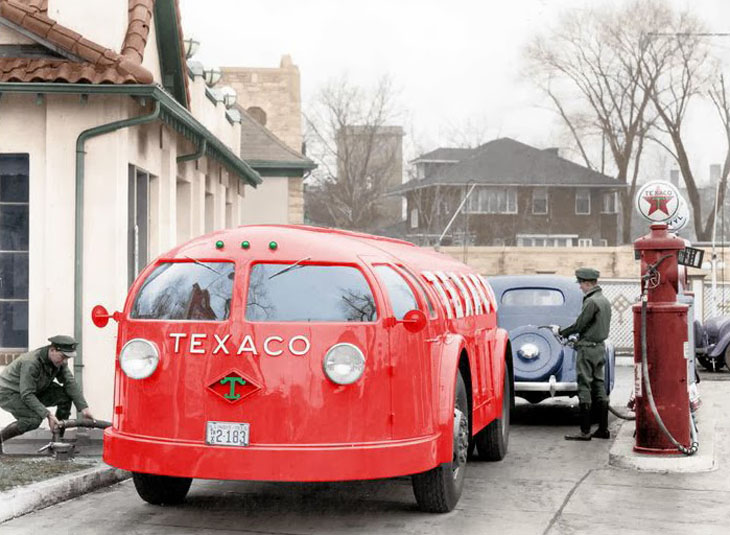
0, 0, 176, 88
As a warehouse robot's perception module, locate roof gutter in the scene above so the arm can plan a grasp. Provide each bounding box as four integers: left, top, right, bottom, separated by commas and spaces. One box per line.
177, 138, 206, 163
73, 100, 161, 392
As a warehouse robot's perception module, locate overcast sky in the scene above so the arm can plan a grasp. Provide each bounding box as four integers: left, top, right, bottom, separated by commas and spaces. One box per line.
179, 0, 730, 183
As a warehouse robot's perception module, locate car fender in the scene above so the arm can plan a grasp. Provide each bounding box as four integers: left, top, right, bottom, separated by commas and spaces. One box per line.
494, 327, 510, 401
434, 333, 466, 464
708, 332, 730, 357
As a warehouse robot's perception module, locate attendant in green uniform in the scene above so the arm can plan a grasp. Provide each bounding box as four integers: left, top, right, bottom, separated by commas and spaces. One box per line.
550, 268, 612, 441
0, 335, 94, 453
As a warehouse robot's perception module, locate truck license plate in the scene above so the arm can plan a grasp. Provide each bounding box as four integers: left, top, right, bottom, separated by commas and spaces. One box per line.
206, 421, 249, 447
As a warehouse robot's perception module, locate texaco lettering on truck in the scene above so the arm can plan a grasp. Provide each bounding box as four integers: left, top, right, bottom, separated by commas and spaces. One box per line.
93, 225, 513, 513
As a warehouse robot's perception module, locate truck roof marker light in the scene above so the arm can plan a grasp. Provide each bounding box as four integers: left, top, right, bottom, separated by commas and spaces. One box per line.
269, 241, 278, 250
215, 240, 224, 249
241, 240, 250, 249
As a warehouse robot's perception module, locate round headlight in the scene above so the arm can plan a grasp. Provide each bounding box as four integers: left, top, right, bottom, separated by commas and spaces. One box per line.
119, 338, 159, 379
323, 343, 365, 385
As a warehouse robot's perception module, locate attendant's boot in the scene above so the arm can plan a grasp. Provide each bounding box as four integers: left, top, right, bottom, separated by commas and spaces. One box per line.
565, 403, 592, 441
0, 421, 23, 454
591, 400, 610, 439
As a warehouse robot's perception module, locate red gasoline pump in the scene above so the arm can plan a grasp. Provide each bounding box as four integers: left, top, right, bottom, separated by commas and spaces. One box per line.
633, 223, 696, 455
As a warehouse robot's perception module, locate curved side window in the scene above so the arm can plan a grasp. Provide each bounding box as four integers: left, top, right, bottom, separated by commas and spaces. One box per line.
131, 261, 235, 320
461, 274, 483, 315
373, 265, 419, 320
436, 271, 464, 318
422, 271, 453, 319
448, 272, 473, 316
468, 273, 491, 314
398, 265, 437, 319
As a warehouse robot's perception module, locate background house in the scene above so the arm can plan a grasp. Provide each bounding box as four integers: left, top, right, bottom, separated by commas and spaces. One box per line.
394, 137, 625, 247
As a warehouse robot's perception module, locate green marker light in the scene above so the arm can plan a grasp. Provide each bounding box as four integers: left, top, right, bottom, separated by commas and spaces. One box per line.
241, 240, 250, 249
215, 240, 224, 249
269, 241, 278, 250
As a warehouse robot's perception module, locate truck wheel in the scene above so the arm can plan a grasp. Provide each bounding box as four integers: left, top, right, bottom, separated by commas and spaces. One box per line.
132, 472, 192, 505
412, 372, 469, 513
475, 366, 511, 461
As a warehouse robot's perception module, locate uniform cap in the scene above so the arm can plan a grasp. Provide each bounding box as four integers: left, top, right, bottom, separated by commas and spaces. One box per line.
48, 335, 77, 358
575, 267, 600, 282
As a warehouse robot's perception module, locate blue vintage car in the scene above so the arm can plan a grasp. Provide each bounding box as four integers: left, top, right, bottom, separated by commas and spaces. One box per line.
488, 275, 615, 403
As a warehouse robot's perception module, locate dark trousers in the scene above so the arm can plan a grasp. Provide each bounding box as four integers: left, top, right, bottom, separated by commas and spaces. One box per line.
0, 384, 72, 433
576, 344, 607, 406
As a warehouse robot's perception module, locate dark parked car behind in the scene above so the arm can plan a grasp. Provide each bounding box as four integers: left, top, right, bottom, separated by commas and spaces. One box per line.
488, 275, 615, 404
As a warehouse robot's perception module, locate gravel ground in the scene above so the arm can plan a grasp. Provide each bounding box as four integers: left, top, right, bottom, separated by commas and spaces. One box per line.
0, 455, 96, 492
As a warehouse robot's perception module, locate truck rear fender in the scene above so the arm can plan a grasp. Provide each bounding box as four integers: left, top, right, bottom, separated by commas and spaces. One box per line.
434, 334, 467, 464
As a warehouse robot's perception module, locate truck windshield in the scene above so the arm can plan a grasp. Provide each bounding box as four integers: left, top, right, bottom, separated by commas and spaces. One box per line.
246, 263, 377, 322
130, 261, 235, 320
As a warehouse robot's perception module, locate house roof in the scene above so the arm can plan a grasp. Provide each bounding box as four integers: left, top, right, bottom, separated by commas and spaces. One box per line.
410, 147, 474, 163
394, 137, 625, 194
236, 104, 315, 175
0, 0, 190, 105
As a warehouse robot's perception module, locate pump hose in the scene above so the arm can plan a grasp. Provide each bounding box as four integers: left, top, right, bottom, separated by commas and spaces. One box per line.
640, 295, 699, 456
608, 405, 636, 420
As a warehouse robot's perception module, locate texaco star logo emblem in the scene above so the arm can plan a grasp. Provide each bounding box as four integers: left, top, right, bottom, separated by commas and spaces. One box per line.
635, 181, 680, 223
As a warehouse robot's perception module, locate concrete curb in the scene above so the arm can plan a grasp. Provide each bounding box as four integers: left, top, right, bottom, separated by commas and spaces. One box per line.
0, 462, 130, 524
608, 405, 717, 472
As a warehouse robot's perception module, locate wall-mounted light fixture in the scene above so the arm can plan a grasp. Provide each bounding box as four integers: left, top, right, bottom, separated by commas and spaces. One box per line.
203, 67, 222, 87
183, 38, 200, 59
220, 86, 237, 109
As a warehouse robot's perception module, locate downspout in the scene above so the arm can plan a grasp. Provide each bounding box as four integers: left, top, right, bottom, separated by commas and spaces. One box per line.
74, 100, 161, 394
177, 138, 206, 163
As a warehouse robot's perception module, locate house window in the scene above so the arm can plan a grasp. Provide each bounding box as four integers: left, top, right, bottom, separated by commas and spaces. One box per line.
128, 165, 155, 286
578, 238, 593, 247
532, 188, 548, 215
516, 234, 577, 247
599, 239, 608, 246
576, 189, 591, 215
602, 191, 618, 213
466, 187, 517, 214
0, 154, 29, 350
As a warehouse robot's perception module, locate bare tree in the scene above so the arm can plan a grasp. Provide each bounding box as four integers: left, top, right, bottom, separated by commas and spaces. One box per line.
706, 74, 730, 239
526, 1, 673, 243
303, 75, 403, 230
645, 13, 712, 239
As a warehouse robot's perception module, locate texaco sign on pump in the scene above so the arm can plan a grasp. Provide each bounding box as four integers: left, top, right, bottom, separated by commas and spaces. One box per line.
93, 225, 513, 513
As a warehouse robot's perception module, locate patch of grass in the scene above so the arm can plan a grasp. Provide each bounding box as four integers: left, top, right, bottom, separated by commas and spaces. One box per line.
0, 456, 96, 492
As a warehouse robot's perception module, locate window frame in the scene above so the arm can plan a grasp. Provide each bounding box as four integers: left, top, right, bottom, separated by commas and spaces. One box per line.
575, 189, 591, 215
372, 264, 421, 321
601, 191, 618, 214
532, 188, 548, 215
0, 153, 30, 351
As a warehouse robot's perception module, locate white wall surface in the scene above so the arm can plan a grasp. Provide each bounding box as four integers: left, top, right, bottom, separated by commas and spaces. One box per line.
49, 0, 127, 53
240, 175, 289, 224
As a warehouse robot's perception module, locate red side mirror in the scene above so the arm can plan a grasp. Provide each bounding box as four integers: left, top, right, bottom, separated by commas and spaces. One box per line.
402, 309, 427, 333
91, 305, 120, 328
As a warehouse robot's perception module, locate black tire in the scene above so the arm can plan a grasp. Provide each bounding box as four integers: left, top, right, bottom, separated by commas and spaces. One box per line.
475, 365, 511, 461
698, 355, 722, 372
132, 472, 192, 505
412, 372, 469, 513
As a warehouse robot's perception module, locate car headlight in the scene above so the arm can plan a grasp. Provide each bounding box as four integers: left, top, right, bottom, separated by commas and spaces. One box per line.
323, 343, 365, 385
518, 343, 540, 360
119, 338, 159, 379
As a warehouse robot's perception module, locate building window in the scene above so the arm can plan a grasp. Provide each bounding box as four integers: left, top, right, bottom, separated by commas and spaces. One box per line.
0, 154, 29, 350
576, 189, 591, 215
247, 106, 267, 126
602, 191, 618, 214
516, 234, 577, 247
466, 187, 517, 214
578, 238, 593, 247
599, 239, 608, 246
128, 165, 155, 286
532, 188, 548, 215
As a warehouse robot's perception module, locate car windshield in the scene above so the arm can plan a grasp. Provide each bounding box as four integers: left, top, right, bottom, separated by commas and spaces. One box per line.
501, 288, 564, 306
246, 263, 377, 322
130, 261, 234, 320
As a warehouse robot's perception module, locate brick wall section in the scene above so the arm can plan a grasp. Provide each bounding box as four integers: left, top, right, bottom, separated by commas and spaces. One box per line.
437, 245, 640, 278
0, 352, 23, 365
220, 56, 302, 153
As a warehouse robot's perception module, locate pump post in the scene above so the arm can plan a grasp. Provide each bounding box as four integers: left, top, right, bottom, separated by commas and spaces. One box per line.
632, 223, 690, 454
